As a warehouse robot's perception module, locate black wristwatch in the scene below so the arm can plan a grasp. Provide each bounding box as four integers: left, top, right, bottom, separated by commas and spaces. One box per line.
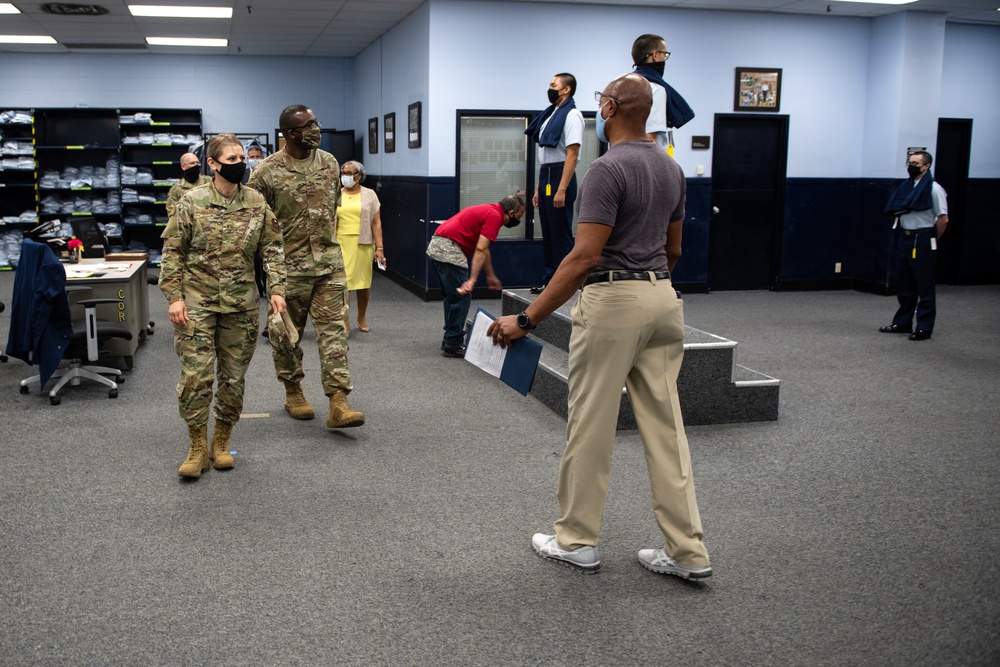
516, 311, 536, 330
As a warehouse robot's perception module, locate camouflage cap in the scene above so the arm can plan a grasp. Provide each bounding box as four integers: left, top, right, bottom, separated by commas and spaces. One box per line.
267, 309, 299, 355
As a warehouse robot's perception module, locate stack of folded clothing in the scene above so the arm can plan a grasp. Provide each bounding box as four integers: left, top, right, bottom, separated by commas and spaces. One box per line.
120, 165, 138, 185
0, 156, 34, 169
2, 140, 34, 155
0, 110, 32, 124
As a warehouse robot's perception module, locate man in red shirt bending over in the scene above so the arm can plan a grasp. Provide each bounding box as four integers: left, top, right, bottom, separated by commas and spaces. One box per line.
425, 195, 525, 357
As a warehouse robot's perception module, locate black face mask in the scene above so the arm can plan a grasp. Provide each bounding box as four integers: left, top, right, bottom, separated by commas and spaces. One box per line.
649, 61, 665, 76
547, 88, 560, 105
182, 165, 202, 183
503, 214, 521, 229
214, 160, 246, 185
907, 165, 923, 178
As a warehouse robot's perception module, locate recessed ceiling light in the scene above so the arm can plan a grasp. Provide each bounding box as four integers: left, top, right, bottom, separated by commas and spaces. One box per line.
0, 3, 21, 14
129, 5, 233, 19
146, 36, 228, 47
829, 0, 918, 5
0, 35, 58, 43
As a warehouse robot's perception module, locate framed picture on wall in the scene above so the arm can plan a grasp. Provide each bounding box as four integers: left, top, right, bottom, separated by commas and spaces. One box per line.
734, 67, 782, 112
408, 101, 421, 149
368, 117, 378, 154
384, 112, 395, 153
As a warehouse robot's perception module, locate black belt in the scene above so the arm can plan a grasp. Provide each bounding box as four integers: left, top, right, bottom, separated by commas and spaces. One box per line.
584, 270, 671, 286
900, 228, 933, 237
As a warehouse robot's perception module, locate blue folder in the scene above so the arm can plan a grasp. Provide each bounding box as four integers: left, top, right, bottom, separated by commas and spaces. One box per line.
465, 307, 542, 396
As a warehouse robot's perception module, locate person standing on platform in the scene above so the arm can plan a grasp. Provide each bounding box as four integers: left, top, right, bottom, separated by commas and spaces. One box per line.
336, 160, 385, 334
525, 73, 584, 293
426, 195, 525, 357
879, 150, 948, 341
488, 74, 711, 580
631, 33, 695, 155
166, 152, 212, 219
160, 133, 287, 479
247, 105, 365, 429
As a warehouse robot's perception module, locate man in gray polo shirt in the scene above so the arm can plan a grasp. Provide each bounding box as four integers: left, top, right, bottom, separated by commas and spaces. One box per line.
488, 73, 711, 580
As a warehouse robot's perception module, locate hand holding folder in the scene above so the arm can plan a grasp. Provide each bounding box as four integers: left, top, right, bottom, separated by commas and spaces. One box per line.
463, 308, 542, 396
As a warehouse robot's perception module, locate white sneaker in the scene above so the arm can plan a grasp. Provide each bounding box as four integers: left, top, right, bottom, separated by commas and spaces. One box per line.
637, 548, 712, 580
531, 533, 601, 573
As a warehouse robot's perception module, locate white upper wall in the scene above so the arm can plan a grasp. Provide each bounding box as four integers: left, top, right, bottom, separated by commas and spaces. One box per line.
0, 53, 353, 142
862, 12, 947, 177
2, 3, 997, 180
354, 1, 430, 178
424, 0, 873, 179
941, 22, 1000, 176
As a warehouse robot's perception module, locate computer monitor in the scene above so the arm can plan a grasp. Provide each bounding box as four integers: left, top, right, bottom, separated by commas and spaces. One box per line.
69, 218, 110, 259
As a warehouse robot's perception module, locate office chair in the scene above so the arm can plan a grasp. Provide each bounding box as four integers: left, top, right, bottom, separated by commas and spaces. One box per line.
5, 239, 133, 405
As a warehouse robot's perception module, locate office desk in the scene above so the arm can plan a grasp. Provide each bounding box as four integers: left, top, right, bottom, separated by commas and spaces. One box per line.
64, 258, 150, 369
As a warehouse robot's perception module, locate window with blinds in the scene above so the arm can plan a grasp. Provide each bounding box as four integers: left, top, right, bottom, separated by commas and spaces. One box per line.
459, 115, 528, 240
458, 111, 602, 241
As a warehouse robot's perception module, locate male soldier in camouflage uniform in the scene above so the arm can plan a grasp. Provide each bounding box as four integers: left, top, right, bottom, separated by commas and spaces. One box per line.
160, 134, 287, 479
166, 152, 212, 219
247, 105, 364, 429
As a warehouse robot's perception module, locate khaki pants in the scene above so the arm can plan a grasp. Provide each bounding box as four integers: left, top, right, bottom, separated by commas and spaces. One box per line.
554, 276, 709, 567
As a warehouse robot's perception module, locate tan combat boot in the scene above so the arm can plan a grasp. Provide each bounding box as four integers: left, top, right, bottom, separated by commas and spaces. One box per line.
209, 420, 235, 470
283, 380, 315, 420
327, 391, 365, 428
178, 424, 210, 478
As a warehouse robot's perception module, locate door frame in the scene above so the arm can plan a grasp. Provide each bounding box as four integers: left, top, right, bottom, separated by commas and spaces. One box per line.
709, 113, 789, 291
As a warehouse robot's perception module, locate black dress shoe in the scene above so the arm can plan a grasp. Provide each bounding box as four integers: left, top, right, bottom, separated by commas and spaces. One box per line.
879, 324, 912, 334
908, 330, 932, 341
441, 345, 466, 358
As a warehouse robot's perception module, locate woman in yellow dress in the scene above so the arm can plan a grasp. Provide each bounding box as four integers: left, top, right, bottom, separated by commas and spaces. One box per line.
336, 160, 385, 333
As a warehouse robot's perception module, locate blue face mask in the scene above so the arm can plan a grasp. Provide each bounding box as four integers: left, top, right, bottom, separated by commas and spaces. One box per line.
595, 109, 609, 143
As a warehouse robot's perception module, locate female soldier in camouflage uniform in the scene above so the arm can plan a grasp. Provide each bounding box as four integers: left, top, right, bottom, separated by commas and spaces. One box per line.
160, 133, 287, 479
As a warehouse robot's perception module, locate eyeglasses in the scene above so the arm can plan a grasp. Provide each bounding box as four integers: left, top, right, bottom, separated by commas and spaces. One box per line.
341, 170, 359, 176
593, 91, 621, 105
290, 119, 321, 131
651, 49, 671, 60
906, 161, 925, 168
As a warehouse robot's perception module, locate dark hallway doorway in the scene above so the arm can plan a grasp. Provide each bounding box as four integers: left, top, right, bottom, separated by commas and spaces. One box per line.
934, 118, 972, 284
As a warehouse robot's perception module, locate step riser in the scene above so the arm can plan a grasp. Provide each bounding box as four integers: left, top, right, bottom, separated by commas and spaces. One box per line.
533, 364, 779, 428
500, 289, 780, 428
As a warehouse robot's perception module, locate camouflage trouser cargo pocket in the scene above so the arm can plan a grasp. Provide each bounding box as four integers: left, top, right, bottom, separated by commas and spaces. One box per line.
173, 307, 260, 425
273, 273, 352, 396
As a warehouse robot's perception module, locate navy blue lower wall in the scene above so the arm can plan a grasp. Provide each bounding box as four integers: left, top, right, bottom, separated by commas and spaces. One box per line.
781, 178, 897, 292
370, 175, 454, 299
960, 179, 1000, 284
371, 173, 999, 299
673, 178, 710, 289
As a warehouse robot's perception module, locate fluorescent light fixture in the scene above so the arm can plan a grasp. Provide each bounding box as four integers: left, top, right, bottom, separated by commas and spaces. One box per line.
146, 36, 228, 47
829, 0, 918, 4
0, 3, 21, 14
129, 5, 233, 18
0, 35, 58, 44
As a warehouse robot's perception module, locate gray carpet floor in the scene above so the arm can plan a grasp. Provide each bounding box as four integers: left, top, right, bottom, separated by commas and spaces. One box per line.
1, 270, 997, 666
